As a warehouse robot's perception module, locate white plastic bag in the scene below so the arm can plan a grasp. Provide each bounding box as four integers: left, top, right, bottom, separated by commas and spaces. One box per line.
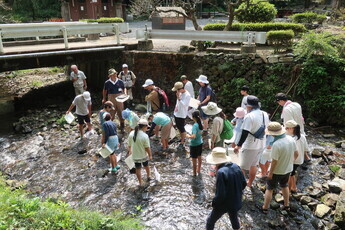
154, 166, 161, 182
116, 152, 122, 163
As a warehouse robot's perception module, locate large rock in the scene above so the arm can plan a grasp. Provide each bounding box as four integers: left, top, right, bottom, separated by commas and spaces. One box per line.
321, 193, 339, 207
328, 177, 345, 193
312, 147, 324, 157
336, 168, 345, 180
315, 204, 331, 218
335, 191, 345, 227
300, 195, 317, 205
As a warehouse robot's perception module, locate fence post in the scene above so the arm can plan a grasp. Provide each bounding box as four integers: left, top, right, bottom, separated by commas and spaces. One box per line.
0, 32, 3, 54
115, 24, 120, 45
144, 24, 148, 41
62, 26, 69, 49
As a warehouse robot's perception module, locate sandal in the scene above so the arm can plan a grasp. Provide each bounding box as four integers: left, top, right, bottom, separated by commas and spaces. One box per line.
260, 207, 269, 214
282, 206, 290, 211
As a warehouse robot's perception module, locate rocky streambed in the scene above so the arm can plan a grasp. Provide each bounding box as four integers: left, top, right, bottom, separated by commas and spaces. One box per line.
0, 108, 345, 229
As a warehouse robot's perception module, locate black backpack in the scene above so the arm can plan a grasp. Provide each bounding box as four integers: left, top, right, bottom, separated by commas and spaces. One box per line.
208, 86, 217, 103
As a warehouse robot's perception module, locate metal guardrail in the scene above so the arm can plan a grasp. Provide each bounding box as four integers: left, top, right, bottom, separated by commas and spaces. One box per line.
0, 22, 129, 54
136, 29, 267, 45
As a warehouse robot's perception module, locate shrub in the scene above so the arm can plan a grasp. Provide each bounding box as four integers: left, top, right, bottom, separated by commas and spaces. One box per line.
80, 17, 124, 23
203, 22, 306, 34
267, 30, 295, 53
236, 0, 277, 23
291, 12, 327, 24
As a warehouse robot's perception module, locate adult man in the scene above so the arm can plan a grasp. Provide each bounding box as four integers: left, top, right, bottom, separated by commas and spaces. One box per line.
172, 81, 191, 147
196, 75, 213, 131
240, 85, 249, 109
262, 122, 298, 213
102, 69, 127, 131
234, 95, 269, 187
206, 147, 246, 230
181, 75, 195, 98
142, 79, 160, 112
275, 93, 305, 134
70, 65, 87, 96
118, 64, 136, 101
66, 91, 93, 139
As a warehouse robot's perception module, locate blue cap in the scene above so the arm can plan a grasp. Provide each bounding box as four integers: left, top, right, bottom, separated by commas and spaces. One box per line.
122, 108, 131, 119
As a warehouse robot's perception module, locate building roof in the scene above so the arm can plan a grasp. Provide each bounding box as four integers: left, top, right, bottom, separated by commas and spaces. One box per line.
154, 7, 186, 18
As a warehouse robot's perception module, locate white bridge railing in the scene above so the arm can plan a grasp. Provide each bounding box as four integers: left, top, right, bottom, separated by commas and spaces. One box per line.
0, 22, 129, 54
136, 29, 267, 45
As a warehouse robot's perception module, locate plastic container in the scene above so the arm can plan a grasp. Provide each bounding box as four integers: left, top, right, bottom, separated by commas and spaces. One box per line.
64, 112, 75, 124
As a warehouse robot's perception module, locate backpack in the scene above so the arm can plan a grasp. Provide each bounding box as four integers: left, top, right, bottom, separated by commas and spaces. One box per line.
220, 119, 234, 140
207, 86, 217, 103
119, 71, 133, 88
153, 87, 170, 110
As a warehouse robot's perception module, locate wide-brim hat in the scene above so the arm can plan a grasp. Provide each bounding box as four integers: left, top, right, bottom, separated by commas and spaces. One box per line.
196, 75, 209, 84
285, 120, 298, 128
108, 68, 117, 75
266, 122, 285, 136
104, 100, 114, 109
233, 107, 246, 118
172, 82, 184, 91
142, 79, 154, 87
122, 108, 131, 120
201, 102, 222, 116
206, 147, 232, 165
82, 91, 91, 101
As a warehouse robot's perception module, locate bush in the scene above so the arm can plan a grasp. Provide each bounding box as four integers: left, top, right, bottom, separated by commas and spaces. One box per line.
236, 0, 277, 23
203, 22, 306, 34
267, 30, 295, 53
80, 17, 124, 23
291, 12, 327, 24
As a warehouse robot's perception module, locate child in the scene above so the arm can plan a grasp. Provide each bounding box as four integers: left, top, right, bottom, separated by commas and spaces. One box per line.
231, 107, 246, 148
99, 101, 114, 126
187, 111, 203, 176
285, 120, 308, 193
122, 108, 140, 130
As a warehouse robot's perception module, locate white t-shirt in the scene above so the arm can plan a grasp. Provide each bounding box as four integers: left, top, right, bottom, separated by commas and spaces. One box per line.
128, 130, 150, 162
241, 109, 269, 150
282, 101, 305, 134
241, 96, 248, 109
271, 135, 297, 175
211, 116, 224, 143
184, 81, 195, 98
72, 95, 91, 116
70, 70, 86, 88
293, 134, 308, 165
174, 91, 191, 119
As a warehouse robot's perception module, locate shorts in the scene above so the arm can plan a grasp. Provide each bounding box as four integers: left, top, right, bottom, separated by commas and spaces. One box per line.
259, 149, 272, 165
161, 121, 173, 140
199, 108, 209, 120
174, 116, 186, 133
239, 148, 263, 171
77, 114, 90, 125
135, 161, 149, 169
267, 173, 290, 190
290, 164, 299, 176
190, 144, 203, 158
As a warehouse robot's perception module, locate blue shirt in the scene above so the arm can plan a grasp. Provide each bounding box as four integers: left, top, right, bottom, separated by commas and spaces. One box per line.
213, 163, 246, 212
190, 123, 203, 146
198, 85, 212, 106
104, 79, 125, 94
232, 117, 244, 145
153, 112, 171, 126
102, 121, 117, 143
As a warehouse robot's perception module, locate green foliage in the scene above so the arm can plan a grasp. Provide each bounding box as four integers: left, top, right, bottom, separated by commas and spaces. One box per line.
56, 115, 67, 126
0, 175, 143, 229
291, 12, 327, 24
80, 17, 124, 23
267, 30, 295, 53
12, 0, 61, 21
236, 0, 277, 23
31, 81, 43, 87
203, 22, 306, 34
49, 66, 64, 74
329, 165, 341, 173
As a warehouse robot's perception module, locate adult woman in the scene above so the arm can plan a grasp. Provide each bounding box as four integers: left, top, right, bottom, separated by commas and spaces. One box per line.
128, 119, 153, 186
101, 113, 120, 172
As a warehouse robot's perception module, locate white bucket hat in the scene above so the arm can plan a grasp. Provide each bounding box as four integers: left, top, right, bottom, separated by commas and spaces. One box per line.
266, 122, 285, 136
206, 147, 232, 165
196, 75, 209, 84
142, 79, 154, 87
201, 102, 222, 116
82, 91, 91, 101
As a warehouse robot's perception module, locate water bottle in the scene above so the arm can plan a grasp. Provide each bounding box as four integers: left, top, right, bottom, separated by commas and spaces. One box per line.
162, 103, 166, 112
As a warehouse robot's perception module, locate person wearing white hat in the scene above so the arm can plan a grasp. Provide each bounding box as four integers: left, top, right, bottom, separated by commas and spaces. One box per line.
66, 91, 93, 139
206, 147, 246, 230
142, 79, 161, 112
261, 122, 298, 214
119, 64, 136, 101
202, 102, 226, 149
70, 65, 87, 96
128, 119, 152, 186
196, 75, 214, 131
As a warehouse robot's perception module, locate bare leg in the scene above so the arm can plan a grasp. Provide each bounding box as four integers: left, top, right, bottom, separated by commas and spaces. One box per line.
86, 122, 92, 131
154, 125, 160, 137
144, 165, 150, 179
281, 187, 290, 207
79, 124, 84, 138
180, 132, 186, 144
203, 118, 209, 130
263, 189, 273, 209
192, 158, 197, 176
109, 154, 117, 168
197, 156, 202, 174
136, 168, 142, 186
247, 166, 257, 187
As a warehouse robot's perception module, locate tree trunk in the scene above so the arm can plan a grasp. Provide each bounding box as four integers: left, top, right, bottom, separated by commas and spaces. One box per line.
224, 7, 235, 31
190, 13, 202, 30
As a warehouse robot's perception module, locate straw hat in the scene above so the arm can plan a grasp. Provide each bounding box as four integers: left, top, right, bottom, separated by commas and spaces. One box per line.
233, 107, 246, 118
285, 120, 298, 128
206, 147, 232, 165
104, 100, 114, 109
195, 75, 209, 84
266, 122, 285, 136
108, 68, 117, 75
172, 82, 184, 91
201, 102, 222, 116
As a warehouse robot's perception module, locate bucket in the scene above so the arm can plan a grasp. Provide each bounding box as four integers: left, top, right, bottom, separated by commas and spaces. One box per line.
64, 112, 75, 124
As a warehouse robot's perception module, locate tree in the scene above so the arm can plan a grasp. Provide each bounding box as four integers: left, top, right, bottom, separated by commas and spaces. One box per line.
236, 0, 277, 23
130, 0, 161, 20
223, 0, 250, 31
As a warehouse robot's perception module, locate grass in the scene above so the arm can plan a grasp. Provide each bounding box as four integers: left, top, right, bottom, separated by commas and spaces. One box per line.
0, 175, 143, 230
31, 80, 44, 87
329, 165, 341, 174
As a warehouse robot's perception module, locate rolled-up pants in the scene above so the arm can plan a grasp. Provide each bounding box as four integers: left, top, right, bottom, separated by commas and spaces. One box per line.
206, 208, 240, 230
108, 93, 124, 124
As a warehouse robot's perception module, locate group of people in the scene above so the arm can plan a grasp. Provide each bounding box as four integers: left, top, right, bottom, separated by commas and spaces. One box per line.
66, 65, 309, 230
